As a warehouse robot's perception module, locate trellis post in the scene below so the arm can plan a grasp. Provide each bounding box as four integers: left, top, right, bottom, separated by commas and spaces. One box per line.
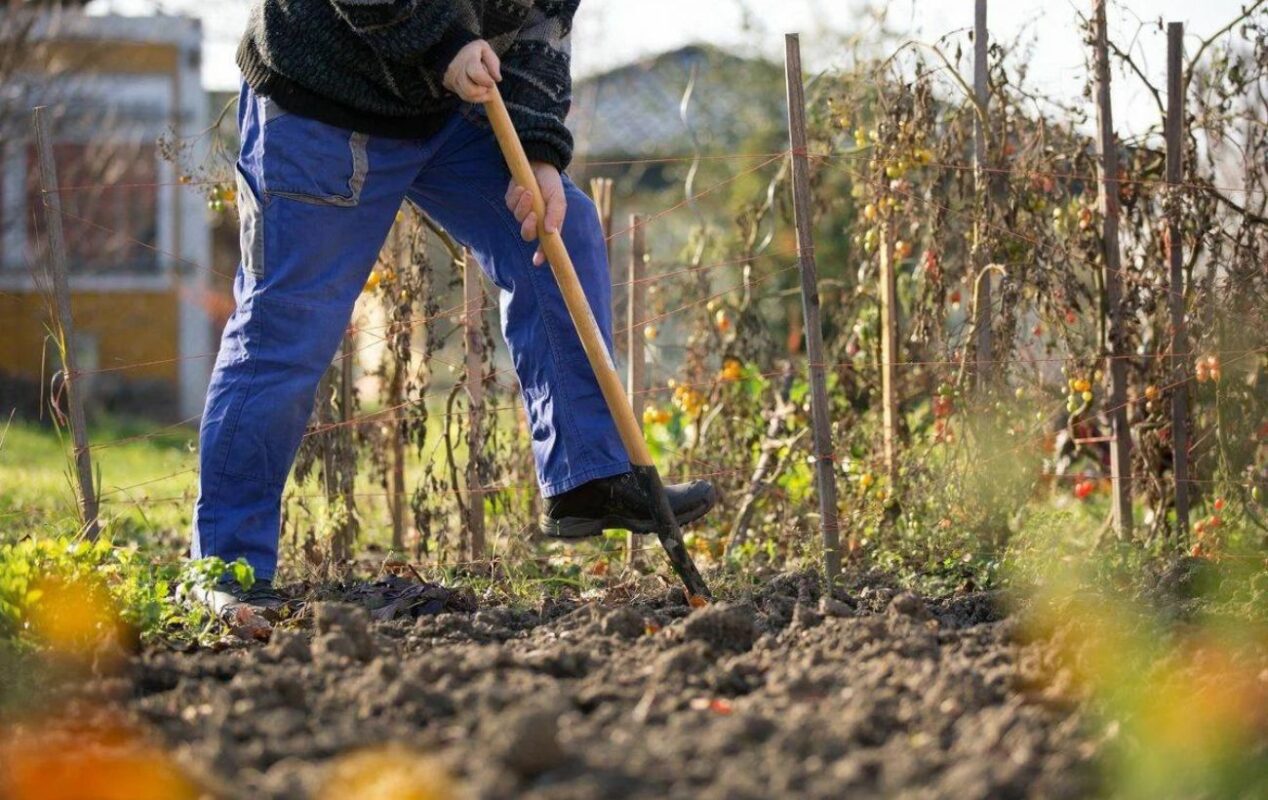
33, 107, 99, 540
785, 33, 842, 585
463, 248, 486, 560
1166, 22, 1191, 537
971, 0, 994, 388
879, 220, 900, 488
1091, 0, 1134, 538
388, 216, 408, 552
626, 214, 647, 566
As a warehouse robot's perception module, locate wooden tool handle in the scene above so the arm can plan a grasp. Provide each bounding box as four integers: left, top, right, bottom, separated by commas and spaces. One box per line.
483, 87, 654, 467
483, 88, 713, 600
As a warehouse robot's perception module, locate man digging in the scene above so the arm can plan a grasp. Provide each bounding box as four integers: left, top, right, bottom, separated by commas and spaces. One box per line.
189, 0, 717, 619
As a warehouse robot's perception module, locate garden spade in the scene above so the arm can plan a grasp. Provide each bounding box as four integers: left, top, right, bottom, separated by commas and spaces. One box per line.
483, 87, 712, 601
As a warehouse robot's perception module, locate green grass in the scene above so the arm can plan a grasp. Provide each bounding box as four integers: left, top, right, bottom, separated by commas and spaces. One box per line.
0, 415, 198, 547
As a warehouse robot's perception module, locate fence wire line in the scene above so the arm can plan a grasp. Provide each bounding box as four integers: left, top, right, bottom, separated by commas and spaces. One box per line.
35, 132, 1253, 384
67, 337, 1263, 514
39, 143, 1257, 196
32, 141, 1247, 384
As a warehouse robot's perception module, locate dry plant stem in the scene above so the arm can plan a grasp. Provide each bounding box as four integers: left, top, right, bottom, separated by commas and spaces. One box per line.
728, 372, 802, 555
33, 106, 99, 540
482, 86, 711, 599
957, 264, 1008, 391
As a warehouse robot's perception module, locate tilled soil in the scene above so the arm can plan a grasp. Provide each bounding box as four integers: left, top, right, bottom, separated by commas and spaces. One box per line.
66, 571, 1098, 799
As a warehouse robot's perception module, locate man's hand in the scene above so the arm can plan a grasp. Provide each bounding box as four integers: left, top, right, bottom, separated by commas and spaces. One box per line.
443, 40, 501, 103
505, 163, 566, 267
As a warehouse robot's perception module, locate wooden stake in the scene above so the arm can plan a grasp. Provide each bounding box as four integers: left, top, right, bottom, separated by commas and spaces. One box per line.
626, 214, 647, 566
589, 176, 614, 262
1091, 0, 1134, 538
388, 217, 407, 552
33, 107, 99, 540
785, 34, 842, 585
1166, 22, 1191, 537
463, 248, 486, 561
591, 177, 618, 362
879, 219, 900, 488
971, 0, 993, 387
484, 87, 710, 599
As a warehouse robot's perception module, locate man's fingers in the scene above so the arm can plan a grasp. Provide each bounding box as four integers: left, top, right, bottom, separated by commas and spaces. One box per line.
505, 183, 523, 212
543, 190, 566, 234
533, 247, 546, 267
480, 46, 502, 82
520, 211, 537, 242
466, 62, 495, 89
513, 189, 534, 224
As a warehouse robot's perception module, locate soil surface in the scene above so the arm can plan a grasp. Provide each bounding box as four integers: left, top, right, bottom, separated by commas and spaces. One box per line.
36, 571, 1103, 799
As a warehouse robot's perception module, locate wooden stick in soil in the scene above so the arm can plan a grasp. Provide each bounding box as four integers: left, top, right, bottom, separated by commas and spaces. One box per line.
483, 87, 711, 600
33, 106, 99, 540
336, 331, 357, 560
463, 248, 486, 561
784, 34, 842, 586
1166, 22, 1191, 538
626, 214, 647, 567
1091, 0, 1134, 538
878, 218, 901, 489
971, 0, 993, 388
388, 217, 407, 552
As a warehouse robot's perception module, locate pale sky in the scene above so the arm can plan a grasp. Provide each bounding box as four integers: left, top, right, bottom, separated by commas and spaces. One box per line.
95, 0, 1258, 133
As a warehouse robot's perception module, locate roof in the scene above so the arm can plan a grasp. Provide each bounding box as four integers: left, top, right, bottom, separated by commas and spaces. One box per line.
567, 44, 785, 160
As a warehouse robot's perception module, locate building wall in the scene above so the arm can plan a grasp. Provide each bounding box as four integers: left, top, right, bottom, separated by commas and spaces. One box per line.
0, 13, 212, 421
0, 290, 180, 382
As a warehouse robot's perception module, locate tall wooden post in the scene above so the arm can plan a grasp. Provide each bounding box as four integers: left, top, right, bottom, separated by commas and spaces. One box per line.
337, 331, 357, 561
388, 217, 408, 552
626, 214, 647, 565
785, 34, 841, 585
971, 0, 993, 387
463, 249, 486, 561
33, 107, 99, 540
1166, 22, 1191, 537
879, 220, 900, 487
1091, 0, 1134, 538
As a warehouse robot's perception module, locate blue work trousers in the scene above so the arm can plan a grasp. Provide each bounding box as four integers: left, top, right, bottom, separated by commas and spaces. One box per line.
192, 83, 628, 579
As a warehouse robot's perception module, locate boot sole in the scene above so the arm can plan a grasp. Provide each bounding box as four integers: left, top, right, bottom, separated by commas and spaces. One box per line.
540, 490, 717, 540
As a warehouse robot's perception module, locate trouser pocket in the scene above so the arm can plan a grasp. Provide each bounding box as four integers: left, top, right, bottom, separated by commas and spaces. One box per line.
235, 164, 265, 279
258, 96, 369, 207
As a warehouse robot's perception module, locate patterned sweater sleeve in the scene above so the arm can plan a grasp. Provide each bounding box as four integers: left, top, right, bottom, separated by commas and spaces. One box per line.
327, 0, 479, 77
498, 0, 580, 171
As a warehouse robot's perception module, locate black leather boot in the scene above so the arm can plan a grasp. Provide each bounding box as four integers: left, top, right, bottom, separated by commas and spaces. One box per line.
541, 472, 717, 539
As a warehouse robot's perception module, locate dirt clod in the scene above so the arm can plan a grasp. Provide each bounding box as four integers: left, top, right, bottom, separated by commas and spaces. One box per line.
888, 592, 932, 620
601, 606, 646, 639
491, 703, 569, 778
310, 603, 374, 662
818, 597, 855, 618
682, 603, 757, 652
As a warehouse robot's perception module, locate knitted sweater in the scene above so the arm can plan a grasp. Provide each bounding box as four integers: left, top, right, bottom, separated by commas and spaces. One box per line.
237, 0, 580, 170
